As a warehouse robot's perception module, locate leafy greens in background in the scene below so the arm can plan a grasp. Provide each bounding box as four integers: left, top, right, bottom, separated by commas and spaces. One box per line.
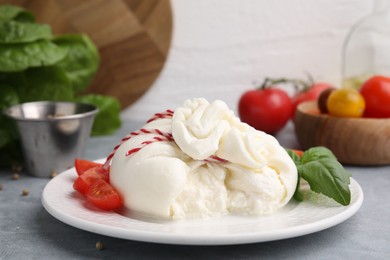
0, 5, 121, 166
53, 34, 100, 92
0, 4, 35, 22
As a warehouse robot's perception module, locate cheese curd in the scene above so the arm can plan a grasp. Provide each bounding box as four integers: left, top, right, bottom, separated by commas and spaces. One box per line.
110, 98, 297, 219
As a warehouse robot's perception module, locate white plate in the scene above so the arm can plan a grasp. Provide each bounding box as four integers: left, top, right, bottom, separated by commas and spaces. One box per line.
42, 161, 363, 245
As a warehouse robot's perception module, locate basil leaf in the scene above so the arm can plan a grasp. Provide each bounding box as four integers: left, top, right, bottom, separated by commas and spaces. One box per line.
286, 149, 302, 166
301, 146, 336, 163
301, 158, 351, 205
53, 34, 100, 92
0, 5, 35, 23
0, 21, 52, 43
293, 168, 304, 201
75, 94, 121, 135
0, 40, 68, 72
286, 149, 304, 201
287, 146, 352, 205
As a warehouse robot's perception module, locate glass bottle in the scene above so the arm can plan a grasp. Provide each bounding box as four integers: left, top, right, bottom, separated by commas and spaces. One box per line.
342, 0, 390, 88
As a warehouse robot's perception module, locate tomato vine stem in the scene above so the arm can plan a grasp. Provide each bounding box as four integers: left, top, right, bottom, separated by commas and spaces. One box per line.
259, 76, 313, 93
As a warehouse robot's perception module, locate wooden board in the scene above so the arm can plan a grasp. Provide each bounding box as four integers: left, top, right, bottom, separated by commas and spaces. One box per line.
0, 0, 173, 109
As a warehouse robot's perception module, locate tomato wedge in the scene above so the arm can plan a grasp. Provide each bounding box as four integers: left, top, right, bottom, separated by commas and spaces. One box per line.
75, 159, 104, 176
85, 179, 123, 210
292, 149, 304, 157
73, 167, 109, 195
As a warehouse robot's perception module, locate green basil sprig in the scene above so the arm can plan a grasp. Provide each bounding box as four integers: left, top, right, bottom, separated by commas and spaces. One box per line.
287, 147, 352, 206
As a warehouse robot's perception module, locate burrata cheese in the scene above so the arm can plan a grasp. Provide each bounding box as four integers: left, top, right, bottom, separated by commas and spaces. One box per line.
109, 98, 297, 219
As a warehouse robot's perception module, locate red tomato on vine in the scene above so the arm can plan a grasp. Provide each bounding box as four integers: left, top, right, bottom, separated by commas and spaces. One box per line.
238, 81, 293, 135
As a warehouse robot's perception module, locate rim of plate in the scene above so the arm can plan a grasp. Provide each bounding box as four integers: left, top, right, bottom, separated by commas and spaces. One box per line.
41, 164, 364, 246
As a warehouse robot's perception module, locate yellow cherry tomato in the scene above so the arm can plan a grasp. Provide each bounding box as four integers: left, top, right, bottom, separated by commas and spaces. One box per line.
327, 88, 365, 117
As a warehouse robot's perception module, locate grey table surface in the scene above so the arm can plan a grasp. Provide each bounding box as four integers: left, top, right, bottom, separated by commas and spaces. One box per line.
1, 120, 389, 260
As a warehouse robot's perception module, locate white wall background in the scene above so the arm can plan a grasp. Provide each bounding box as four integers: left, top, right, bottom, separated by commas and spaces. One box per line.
122, 0, 375, 121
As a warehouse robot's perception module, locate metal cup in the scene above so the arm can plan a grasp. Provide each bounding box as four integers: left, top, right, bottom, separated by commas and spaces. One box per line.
4, 101, 98, 177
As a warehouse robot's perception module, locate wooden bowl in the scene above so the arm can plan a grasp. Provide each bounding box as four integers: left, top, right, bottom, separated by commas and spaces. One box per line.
294, 101, 390, 165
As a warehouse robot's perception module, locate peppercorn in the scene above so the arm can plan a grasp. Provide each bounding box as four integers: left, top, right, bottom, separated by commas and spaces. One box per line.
11, 164, 22, 173
21, 189, 29, 196
95, 241, 104, 250
51, 171, 58, 178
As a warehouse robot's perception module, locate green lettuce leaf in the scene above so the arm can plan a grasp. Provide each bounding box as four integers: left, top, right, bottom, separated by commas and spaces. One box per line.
0, 21, 52, 43
0, 83, 19, 108
53, 34, 100, 92
0, 40, 68, 72
8, 67, 74, 102
0, 84, 19, 147
0, 4, 121, 167
0, 5, 35, 23
0, 83, 21, 166
75, 94, 121, 136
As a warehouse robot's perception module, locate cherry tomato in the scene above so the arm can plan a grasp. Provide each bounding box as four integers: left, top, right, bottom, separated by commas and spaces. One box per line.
327, 88, 365, 118
292, 149, 304, 157
75, 159, 104, 176
238, 88, 293, 135
317, 88, 335, 113
73, 166, 109, 195
360, 75, 390, 118
292, 83, 333, 114
85, 179, 123, 210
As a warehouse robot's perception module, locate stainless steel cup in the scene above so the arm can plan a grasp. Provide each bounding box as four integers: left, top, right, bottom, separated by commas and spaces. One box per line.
4, 101, 98, 177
